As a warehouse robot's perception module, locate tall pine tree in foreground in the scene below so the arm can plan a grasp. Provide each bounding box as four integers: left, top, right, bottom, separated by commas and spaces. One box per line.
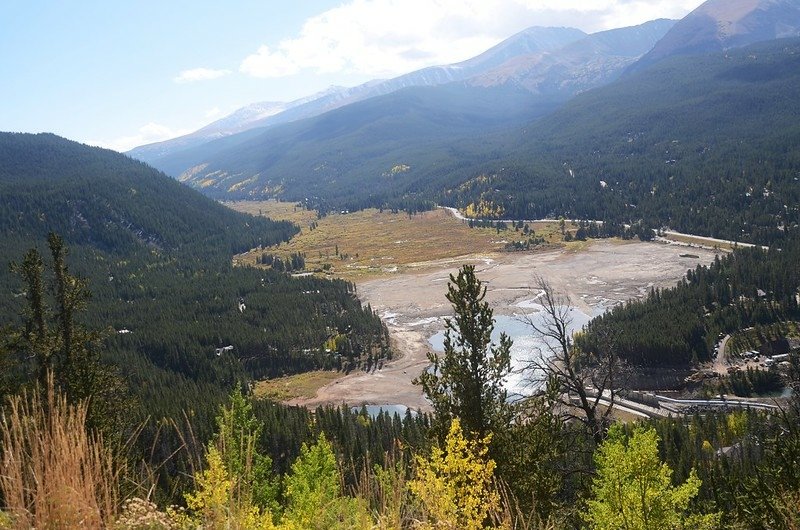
415, 264, 513, 440
2, 233, 130, 438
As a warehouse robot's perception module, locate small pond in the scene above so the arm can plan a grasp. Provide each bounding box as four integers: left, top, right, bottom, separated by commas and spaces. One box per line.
352, 404, 418, 418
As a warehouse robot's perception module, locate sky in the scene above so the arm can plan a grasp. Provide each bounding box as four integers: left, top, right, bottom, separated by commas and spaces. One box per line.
0, 0, 706, 152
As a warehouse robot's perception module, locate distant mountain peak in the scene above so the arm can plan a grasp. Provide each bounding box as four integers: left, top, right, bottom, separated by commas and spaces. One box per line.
127, 26, 585, 165
631, 0, 800, 71
454, 26, 587, 70
468, 19, 674, 94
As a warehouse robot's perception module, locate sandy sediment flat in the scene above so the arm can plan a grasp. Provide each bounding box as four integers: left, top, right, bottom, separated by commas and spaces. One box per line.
289, 239, 719, 411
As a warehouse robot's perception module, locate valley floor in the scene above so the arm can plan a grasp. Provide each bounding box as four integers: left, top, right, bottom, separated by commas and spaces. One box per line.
288, 239, 720, 410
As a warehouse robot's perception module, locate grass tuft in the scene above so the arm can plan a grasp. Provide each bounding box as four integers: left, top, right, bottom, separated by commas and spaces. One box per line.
0, 375, 120, 528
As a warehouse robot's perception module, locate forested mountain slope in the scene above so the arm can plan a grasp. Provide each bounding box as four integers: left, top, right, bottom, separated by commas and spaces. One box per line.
0, 132, 297, 258
169, 83, 548, 208
578, 241, 800, 367
0, 133, 388, 430
442, 37, 800, 244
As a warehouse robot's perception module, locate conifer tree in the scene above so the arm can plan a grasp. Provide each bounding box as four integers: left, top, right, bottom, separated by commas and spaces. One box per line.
283, 432, 371, 529
212, 388, 279, 515
415, 264, 512, 440
4, 234, 130, 438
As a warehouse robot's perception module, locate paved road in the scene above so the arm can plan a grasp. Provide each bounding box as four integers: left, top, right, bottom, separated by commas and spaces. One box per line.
440, 206, 768, 251
660, 230, 766, 250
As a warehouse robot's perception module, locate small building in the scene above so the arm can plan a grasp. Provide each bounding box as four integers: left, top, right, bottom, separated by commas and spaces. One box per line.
215, 345, 234, 356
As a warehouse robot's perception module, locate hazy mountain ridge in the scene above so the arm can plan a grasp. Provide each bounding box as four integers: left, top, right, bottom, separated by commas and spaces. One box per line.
132, 0, 800, 165
631, 0, 800, 72
127, 87, 349, 161
470, 19, 675, 93
172, 83, 550, 204
134, 20, 672, 186
128, 27, 585, 165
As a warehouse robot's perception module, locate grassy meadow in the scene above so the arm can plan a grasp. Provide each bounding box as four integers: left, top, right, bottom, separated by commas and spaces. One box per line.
229, 201, 567, 281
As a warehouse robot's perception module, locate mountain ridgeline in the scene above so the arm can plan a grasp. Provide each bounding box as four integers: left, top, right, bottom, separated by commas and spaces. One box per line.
130, 18, 800, 245
127, 25, 588, 165
629, 0, 800, 73
129, 19, 675, 194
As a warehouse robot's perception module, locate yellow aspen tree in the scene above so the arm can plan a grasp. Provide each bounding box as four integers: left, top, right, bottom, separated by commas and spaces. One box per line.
585, 425, 719, 530
184, 445, 275, 530
409, 418, 501, 530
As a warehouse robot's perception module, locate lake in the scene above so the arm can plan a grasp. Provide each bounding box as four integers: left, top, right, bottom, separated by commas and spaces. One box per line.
428, 298, 598, 396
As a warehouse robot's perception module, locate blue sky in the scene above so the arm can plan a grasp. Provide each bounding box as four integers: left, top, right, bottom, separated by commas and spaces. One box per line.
0, 1, 704, 151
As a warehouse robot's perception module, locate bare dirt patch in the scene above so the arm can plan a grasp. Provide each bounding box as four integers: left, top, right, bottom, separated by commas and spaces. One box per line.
291, 239, 720, 410
229, 202, 722, 409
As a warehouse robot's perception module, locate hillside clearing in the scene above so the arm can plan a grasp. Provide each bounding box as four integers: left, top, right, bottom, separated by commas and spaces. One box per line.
253, 371, 343, 402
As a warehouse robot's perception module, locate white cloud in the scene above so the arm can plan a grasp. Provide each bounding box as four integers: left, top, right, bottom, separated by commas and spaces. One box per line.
240, 46, 300, 78
174, 67, 231, 83
239, 0, 704, 79
590, 0, 706, 30
205, 107, 223, 119
88, 122, 193, 153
